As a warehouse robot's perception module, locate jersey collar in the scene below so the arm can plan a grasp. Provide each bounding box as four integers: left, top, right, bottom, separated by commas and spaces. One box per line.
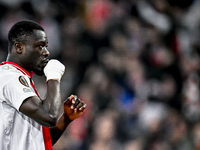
0, 61, 33, 78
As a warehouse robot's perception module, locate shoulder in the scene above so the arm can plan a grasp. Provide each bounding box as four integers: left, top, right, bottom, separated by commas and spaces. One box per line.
0, 64, 23, 77
0, 64, 28, 85
0, 64, 21, 74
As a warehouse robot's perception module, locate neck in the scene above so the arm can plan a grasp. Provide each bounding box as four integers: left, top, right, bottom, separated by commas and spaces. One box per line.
6, 53, 31, 74
6, 54, 10, 61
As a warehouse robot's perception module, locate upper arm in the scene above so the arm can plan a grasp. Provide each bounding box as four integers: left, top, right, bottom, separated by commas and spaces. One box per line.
3, 75, 37, 110
3, 74, 61, 127
19, 96, 57, 127
3, 74, 57, 127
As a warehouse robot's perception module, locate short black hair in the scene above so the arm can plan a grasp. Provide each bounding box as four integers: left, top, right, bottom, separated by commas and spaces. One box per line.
8, 20, 44, 51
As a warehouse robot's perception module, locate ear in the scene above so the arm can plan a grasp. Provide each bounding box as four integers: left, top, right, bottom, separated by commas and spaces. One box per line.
14, 43, 24, 54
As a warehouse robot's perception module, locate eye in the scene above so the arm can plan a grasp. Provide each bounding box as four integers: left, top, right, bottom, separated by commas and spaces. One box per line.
39, 45, 48, 49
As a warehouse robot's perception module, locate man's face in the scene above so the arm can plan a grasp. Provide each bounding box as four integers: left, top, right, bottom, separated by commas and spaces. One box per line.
22, 30, 50, 76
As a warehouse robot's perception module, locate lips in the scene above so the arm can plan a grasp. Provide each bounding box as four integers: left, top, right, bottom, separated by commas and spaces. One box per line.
43, 59, 49, 67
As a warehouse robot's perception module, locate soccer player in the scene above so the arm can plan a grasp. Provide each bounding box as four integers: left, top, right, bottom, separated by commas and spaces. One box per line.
0, 20, 86, 150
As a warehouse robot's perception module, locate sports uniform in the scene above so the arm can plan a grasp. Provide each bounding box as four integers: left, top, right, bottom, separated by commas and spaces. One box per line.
1, 20, 86, 150
0, 62, 46, 150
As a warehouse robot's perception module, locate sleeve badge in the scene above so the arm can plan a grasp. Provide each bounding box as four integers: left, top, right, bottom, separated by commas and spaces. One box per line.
19, 76, 29, 87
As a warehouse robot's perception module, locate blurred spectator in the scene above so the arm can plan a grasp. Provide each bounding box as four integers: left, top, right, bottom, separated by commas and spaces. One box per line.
87, 110, 122, 150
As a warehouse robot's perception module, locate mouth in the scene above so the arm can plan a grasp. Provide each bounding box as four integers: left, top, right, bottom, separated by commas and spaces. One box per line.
43, 59, 49, 67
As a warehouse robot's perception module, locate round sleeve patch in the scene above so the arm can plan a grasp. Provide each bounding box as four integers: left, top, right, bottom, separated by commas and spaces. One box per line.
19, 76, 29, 87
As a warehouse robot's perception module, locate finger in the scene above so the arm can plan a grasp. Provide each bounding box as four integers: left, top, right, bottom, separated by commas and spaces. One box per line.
73, 100, 84, 110
71, 98, 80, 109
79, 103, 87, 111
74, 101, 87, 112
64, 95, 74, 105
72, 95, 78, 104
74, 98, 81, 106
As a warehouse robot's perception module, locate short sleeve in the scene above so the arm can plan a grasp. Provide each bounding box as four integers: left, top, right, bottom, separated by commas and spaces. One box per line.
3, 75, 37, 111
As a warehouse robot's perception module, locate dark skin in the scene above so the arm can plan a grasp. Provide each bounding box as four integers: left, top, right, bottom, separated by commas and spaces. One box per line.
7, 29, 86, 145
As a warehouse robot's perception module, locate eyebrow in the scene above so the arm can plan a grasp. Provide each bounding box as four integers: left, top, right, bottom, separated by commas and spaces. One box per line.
37, 41, 48, 44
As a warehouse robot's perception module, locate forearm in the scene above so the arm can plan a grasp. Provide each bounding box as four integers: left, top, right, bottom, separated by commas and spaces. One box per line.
42, 59, 65, 122
19, 80, 62, 127
19, 59, 65, 127
50, 95, 86, 145
50, 113, 72, 145
42, 80, 62, 120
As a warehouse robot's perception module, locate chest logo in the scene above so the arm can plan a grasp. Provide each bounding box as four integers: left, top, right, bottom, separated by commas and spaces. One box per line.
19, 76, 29, 87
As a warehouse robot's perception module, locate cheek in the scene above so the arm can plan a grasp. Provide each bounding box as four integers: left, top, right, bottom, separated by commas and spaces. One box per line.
28, 50, 42, 62
25, 53, 41, 68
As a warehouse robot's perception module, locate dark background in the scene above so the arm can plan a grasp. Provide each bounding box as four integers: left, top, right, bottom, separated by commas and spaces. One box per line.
0, 0, 199, 149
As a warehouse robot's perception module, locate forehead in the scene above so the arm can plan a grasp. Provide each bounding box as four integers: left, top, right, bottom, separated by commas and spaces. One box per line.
32, 30, 48, 42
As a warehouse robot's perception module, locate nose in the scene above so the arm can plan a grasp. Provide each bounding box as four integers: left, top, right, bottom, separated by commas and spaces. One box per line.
43, 47, 50, 57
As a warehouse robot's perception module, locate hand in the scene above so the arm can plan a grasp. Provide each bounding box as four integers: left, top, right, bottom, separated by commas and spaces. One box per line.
44, 59, 65, 81
64, 95, 86, 121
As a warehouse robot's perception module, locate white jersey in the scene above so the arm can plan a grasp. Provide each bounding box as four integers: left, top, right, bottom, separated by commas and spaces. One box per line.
0, 63, 45, 150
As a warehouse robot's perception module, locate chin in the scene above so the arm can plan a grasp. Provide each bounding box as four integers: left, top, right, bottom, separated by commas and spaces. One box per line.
33, 70, 44, 76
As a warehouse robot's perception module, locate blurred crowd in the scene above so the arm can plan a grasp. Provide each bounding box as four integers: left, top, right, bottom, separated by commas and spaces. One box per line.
0, 0, 199, 149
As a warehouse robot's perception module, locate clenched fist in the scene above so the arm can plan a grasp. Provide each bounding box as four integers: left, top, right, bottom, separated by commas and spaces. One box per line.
64, 95, 86, 121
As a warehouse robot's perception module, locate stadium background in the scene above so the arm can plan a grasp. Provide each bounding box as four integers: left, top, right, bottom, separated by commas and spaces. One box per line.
0, 0, 199, 149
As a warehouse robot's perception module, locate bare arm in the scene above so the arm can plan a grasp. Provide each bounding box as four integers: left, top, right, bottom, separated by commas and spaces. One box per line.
50, 113, 71, 145
18, 60, 86, 144
50, 95, 86, 145
19, 80, 62, 127
19, 59, 65, 127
